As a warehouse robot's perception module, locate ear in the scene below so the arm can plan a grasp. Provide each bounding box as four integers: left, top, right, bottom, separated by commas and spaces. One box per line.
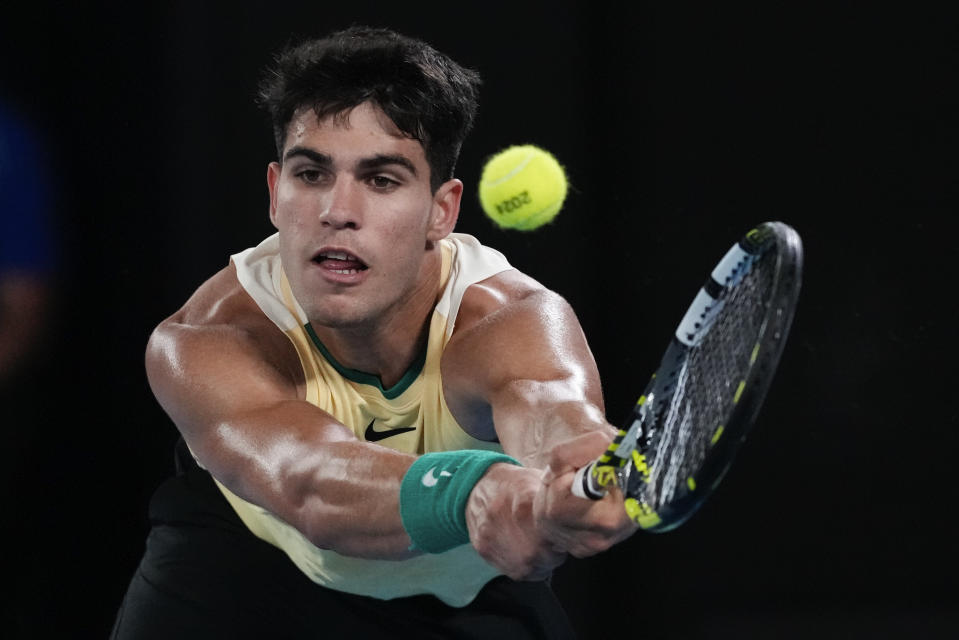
426, 178, 462, 242
267, 162, 282, 229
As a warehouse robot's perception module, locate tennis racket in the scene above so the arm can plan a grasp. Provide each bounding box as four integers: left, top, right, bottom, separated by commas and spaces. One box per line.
572, 221, 803, 532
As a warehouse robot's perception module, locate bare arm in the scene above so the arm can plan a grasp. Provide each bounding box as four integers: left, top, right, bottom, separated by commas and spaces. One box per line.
145, 270, 417, 560
444, 270, 638, 574
444, 270, 613, 466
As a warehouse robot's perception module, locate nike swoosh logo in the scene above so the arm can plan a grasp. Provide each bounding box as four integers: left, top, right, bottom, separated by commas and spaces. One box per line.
422, 467, 453, 487
364, 419, 416, 442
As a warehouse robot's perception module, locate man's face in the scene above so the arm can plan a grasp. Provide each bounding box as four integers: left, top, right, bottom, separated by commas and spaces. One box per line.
267, 102, 460, 329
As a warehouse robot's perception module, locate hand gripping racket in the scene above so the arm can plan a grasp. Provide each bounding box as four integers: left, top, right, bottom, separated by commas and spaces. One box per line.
572, 221, 803, 532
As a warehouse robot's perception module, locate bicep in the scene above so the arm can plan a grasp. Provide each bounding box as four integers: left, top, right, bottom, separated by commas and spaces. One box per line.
145, 321, 353, 505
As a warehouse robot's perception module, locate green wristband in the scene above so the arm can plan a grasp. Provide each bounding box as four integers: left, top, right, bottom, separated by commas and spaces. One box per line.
399, 450, 520, 554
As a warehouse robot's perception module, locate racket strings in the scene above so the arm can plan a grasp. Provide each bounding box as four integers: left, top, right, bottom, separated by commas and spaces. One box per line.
641, 249, 779, 510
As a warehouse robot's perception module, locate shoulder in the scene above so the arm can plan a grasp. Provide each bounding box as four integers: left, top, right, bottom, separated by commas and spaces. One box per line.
155, 264, 266, 339
146, 264, 303, 393
452, 268, 571, 339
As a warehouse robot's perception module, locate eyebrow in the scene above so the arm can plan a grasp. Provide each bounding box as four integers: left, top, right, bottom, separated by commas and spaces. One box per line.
357, 154, 417, 176
283, 147, 417, 176
283, 146, 331, 166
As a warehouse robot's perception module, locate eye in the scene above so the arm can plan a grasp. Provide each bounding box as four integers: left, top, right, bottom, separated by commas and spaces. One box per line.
369, 175, 399, 190
296, 169, 323, 184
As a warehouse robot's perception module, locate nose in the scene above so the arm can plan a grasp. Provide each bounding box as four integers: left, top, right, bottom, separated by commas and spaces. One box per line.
319, 179, 362, 230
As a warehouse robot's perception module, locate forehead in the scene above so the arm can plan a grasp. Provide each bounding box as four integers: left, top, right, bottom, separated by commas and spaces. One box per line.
284, 103, 427, 167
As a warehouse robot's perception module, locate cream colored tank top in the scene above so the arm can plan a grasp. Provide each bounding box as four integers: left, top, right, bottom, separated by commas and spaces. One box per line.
219, 232, 512, 606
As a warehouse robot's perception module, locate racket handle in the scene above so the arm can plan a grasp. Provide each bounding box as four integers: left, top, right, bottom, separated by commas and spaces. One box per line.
571, 462, 606, 500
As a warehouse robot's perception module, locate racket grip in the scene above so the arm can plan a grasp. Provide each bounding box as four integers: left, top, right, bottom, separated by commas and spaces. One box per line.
571, 462, 606, 500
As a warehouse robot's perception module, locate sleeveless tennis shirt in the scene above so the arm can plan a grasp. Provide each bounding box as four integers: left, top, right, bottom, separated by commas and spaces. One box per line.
217, 232, 513, 606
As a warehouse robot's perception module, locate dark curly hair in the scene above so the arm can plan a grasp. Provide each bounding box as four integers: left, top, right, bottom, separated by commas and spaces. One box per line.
258, 27, 481, 192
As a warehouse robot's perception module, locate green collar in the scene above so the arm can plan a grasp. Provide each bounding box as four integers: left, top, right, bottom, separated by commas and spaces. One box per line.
304, 323, 425, 400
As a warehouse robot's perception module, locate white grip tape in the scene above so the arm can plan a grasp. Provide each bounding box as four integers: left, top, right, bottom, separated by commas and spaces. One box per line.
571, 462, 607, 500
571, 464, 591, 499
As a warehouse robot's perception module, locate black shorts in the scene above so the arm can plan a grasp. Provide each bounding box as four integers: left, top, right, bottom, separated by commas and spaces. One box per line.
111, 440, 576, 640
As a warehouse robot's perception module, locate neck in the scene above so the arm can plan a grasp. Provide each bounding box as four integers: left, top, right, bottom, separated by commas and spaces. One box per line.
309, 249, 443, 389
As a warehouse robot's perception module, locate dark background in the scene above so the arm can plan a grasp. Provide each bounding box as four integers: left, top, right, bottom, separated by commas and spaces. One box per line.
2, 1, 956, 638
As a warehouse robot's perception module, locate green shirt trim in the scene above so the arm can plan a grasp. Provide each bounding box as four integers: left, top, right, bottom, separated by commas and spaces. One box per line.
304, 323, 425, 400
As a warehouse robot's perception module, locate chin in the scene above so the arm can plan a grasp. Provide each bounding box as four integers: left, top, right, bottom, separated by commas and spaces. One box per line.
305, 303, 374, 330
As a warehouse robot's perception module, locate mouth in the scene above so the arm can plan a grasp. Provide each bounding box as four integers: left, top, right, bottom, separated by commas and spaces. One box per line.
312, 249, 369, 275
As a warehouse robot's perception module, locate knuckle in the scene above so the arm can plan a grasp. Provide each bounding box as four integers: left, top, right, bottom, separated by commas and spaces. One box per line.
597, 511, 625, 535
572, 534, 613, 558
595, 501, 631, 532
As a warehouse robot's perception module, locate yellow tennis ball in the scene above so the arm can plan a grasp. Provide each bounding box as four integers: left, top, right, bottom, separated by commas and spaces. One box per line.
478, 145, 568, 230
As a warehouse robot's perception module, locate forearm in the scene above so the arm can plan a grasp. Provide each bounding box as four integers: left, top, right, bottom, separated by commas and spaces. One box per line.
284, 439, 417, 559
189, 401, 418, 560
490, 378, 614, 469
215, 413, 527, 564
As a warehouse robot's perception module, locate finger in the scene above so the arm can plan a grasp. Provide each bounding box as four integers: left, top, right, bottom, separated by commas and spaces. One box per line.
547, 430, 614, 478
539, 485, 640, 557
551, 502, 638, 559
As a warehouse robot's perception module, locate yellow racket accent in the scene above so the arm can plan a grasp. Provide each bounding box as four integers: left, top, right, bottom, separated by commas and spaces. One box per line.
711, 425, 725, 445
591, 464, 619, 488
733, 380, 746, 403
687, 476, 696, 491
750, 342, 760, 364
624, 498, 662, 528
631, 450, 651, 482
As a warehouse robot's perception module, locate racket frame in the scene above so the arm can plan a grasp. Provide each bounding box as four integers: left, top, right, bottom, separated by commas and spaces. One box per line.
572, 221, 803, 532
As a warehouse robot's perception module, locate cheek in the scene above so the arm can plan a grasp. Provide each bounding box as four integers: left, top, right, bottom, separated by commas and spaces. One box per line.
372, 213, 431, 273
382, 200, 433, 237
274, 193, 313, 233
385, 215, 425, 239
274, 188, 296, 219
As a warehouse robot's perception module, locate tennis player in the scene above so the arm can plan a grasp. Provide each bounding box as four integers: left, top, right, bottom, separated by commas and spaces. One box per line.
111, 26, 637, 639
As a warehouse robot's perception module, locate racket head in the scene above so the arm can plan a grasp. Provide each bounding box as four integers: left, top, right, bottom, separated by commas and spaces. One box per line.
613, 221, 803, 532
